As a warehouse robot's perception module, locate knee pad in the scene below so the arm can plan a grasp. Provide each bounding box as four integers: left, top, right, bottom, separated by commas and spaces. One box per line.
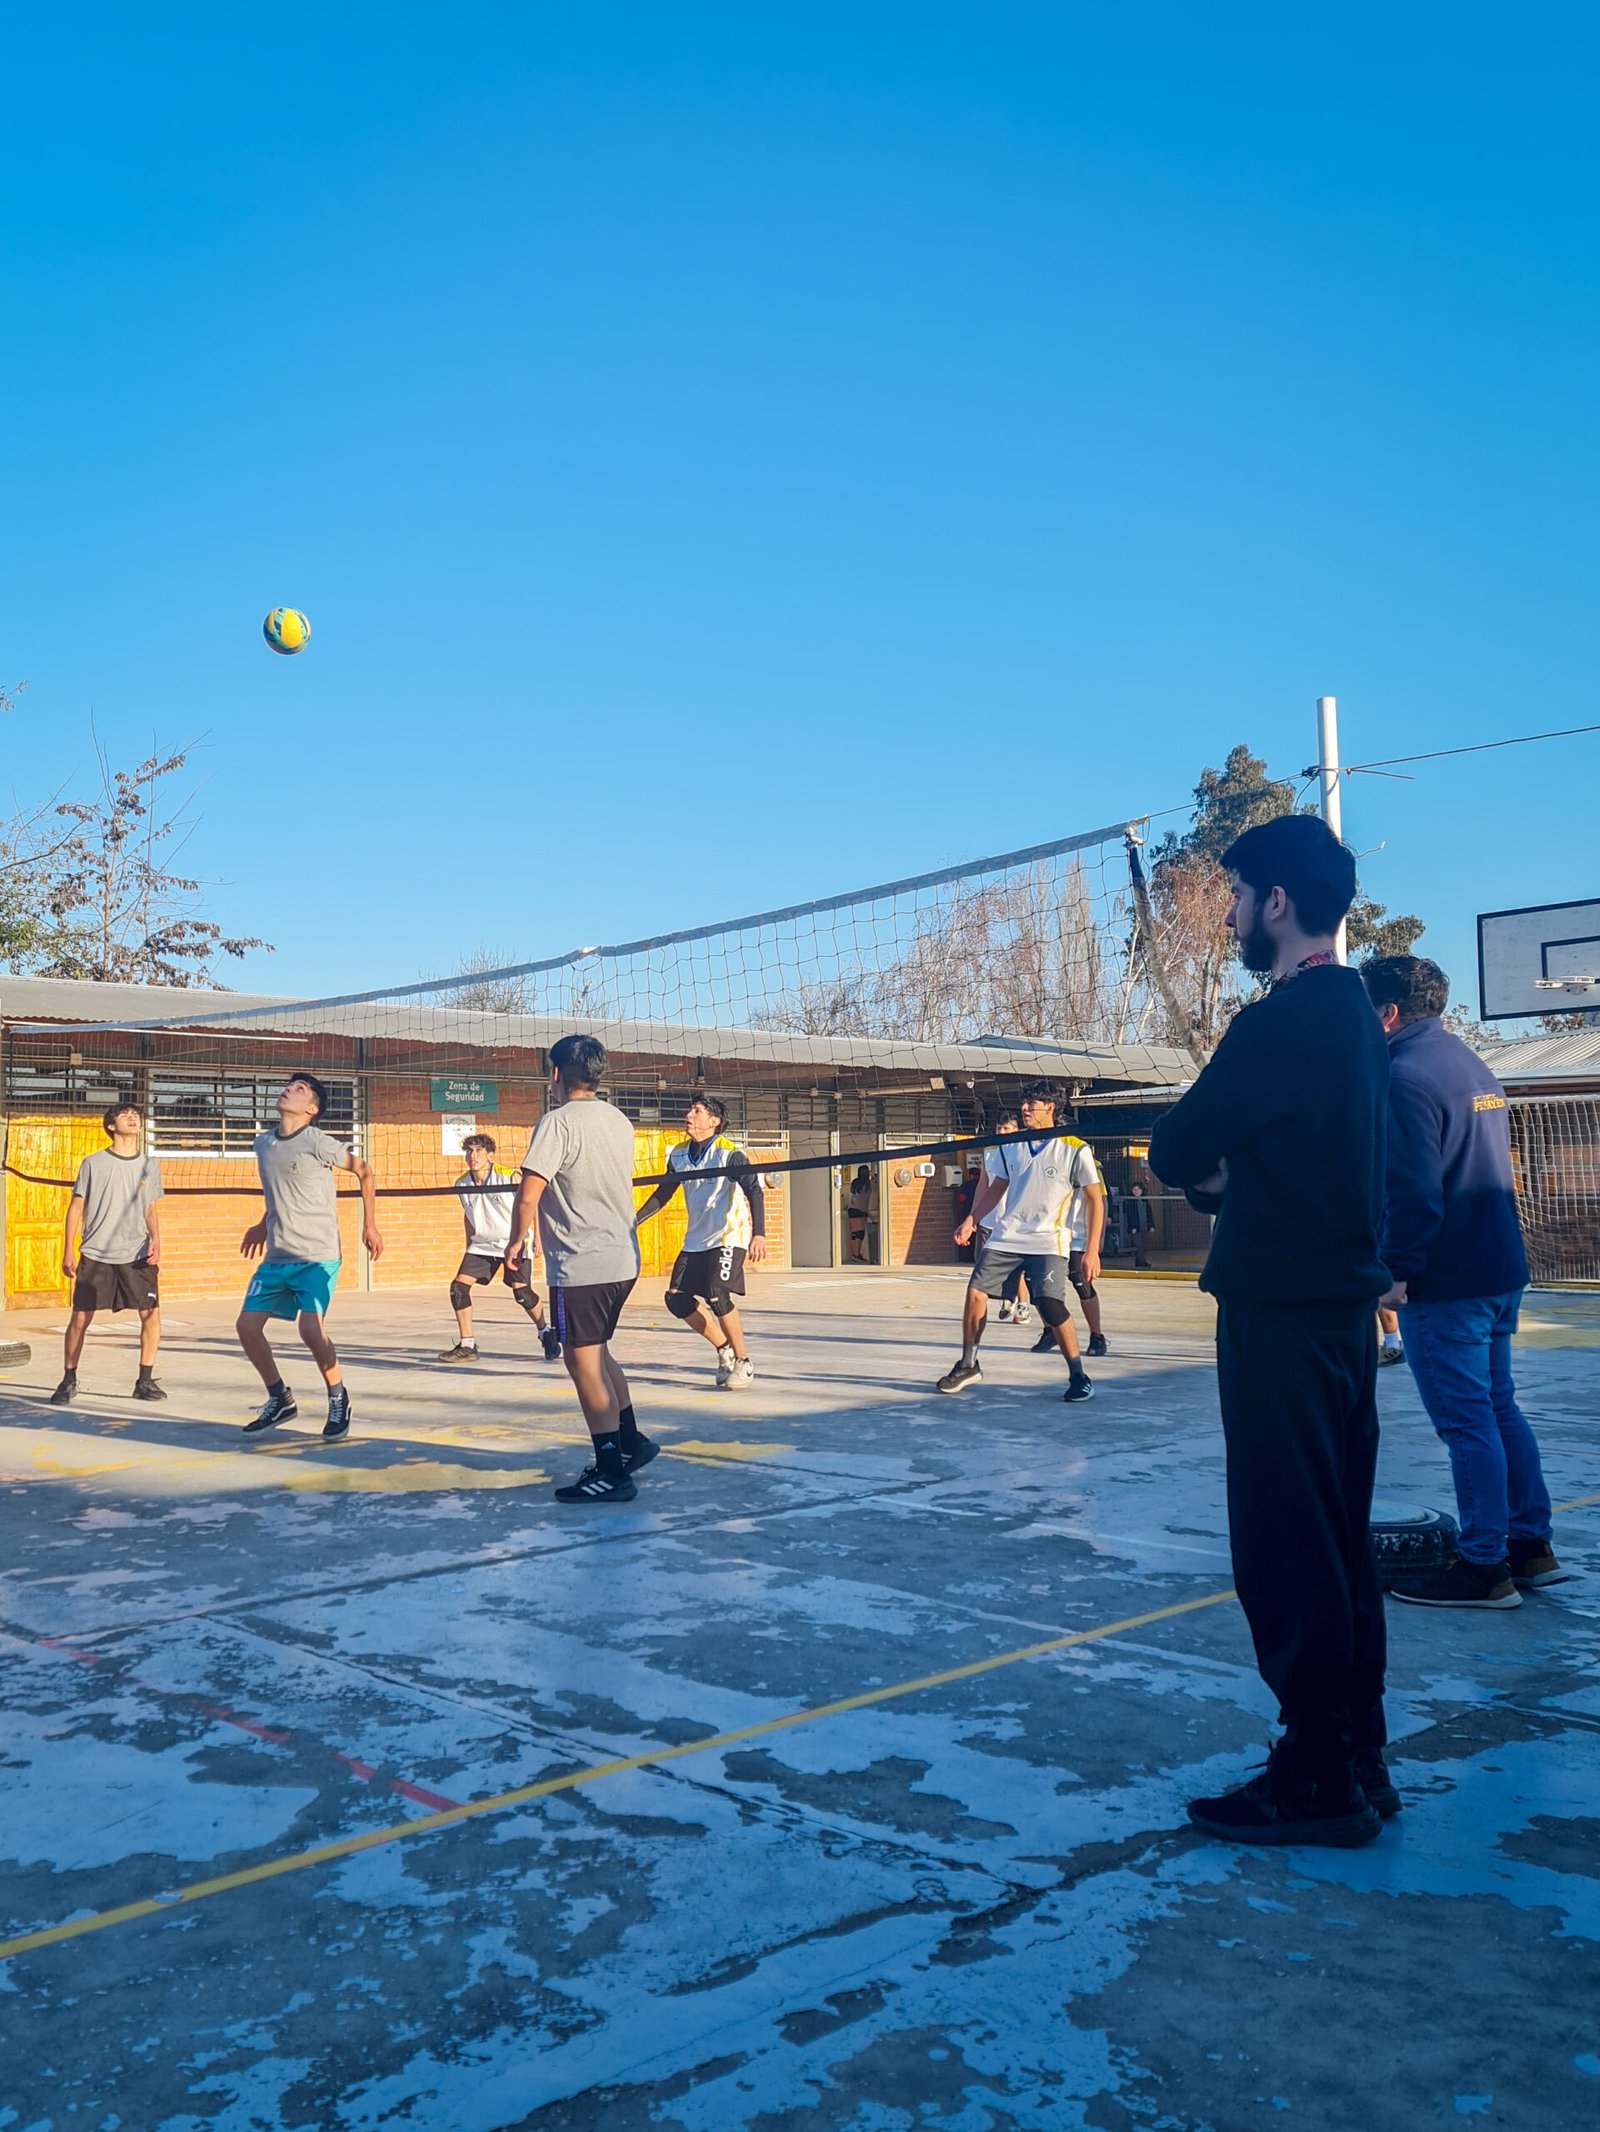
1036, 1296, 1070, 1328
664, 1288, 698, 1320
449, 1280, 473, 1313
1071, 1274, 1098, 1301
708, 1293, 737, 1319
511, 1283, 540, 1315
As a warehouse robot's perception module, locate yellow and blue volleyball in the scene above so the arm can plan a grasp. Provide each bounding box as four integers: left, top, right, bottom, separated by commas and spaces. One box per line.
262, 607, 312, 656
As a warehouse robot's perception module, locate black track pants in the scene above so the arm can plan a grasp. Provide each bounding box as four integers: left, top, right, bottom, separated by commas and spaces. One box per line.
1215, 1298, 1388, 1766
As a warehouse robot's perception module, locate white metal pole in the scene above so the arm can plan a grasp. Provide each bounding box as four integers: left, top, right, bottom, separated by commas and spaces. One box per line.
1316, 694, 1347, 964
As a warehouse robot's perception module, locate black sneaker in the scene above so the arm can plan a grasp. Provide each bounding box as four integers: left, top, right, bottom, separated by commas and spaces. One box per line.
936, 1359, 982, 1394
1063, 1374, 1094, 1403
1377, 1344, 1406, 1367
540, 1327, 563, 1362
243, 1389, 299, 1434
624, 1434, 659, 1474
1188, 1757, 1381, 1848
1031, 1329, 1056, 1355
49, 1375, 78, 1406
1086, 1333, 1108, 1358
436, 1342, 479, 1364
1506, 1538, 1572, 1587
323, 1396, 352, 1441
1354, 1749, 1402, 1819
554, 1461, 638, 1503
1391, 1555, 1521, 1609
132, 1378, 167, 1402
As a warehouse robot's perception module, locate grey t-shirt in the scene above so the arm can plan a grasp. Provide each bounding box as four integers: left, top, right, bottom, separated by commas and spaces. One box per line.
73, 1149, 164, 1265
254, 1125, 349, 1264
521, 1098, 641, 1288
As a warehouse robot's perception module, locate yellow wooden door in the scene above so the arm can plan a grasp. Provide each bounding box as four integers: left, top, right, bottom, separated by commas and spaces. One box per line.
6, 1116, 106, 1306
632, 1128, 689, 1280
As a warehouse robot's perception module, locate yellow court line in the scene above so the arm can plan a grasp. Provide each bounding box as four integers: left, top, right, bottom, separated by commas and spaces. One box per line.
0, 1588, 1234, 1964
4, 1486, 1597, 1965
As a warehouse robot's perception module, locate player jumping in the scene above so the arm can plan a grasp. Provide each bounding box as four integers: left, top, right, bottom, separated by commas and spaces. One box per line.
633, 1095, 767, 1389
940, 1079, 1095, 1402
237, 1073, 383, 1440
437, 1132, 561, 1364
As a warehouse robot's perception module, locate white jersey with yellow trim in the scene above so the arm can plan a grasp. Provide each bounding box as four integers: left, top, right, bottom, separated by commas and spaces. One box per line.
984, 1133, 1099, 1255
668, 1135, 760, 1252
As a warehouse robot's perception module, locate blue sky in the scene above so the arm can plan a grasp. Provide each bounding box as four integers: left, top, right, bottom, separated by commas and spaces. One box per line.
4, 3, 1597, 1011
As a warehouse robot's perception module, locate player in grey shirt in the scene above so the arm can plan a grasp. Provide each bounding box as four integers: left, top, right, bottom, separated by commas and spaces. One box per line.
237, 1072, 384, 1441
510, 1034, 650, 1504
52, 1101, 165, 1406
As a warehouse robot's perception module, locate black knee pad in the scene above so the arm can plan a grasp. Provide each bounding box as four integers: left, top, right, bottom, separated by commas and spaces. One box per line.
708, 1293, 737, 1319
511, 1283, 540, 1315
1036, 1296, 1070, 1328
664, 1288, 698, 1320
1071, 1274, 1098, 1301
449, 1280, 472, 1313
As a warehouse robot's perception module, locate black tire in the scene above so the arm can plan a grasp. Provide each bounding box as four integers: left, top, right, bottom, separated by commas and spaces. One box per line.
1370, 1504, 1458, 1587
0, 1340, 31, 1369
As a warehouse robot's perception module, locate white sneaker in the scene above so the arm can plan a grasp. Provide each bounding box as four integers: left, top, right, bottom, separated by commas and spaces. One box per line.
1012, 1304, 1033, 1327
718, 1356, 756, 1391
713, 1345, 736, 1388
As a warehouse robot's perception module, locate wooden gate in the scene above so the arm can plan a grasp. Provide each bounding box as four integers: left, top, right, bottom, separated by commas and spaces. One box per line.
6, 1116, 106, 1307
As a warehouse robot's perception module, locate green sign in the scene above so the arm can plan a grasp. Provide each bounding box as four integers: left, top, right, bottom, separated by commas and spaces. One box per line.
430, 1076, 498, 1113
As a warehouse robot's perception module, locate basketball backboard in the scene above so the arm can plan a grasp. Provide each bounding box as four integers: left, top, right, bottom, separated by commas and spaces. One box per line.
1478, 898, 1600, 1020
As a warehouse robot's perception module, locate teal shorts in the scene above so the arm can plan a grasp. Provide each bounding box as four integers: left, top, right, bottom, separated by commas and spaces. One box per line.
242, 1259, 341, 1320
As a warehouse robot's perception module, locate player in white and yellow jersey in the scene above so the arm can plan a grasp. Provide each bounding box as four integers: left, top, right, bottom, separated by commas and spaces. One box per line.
634, 1096, 767, 1389
941, 1080, 1097, 1401
437, 1133, 561, 1364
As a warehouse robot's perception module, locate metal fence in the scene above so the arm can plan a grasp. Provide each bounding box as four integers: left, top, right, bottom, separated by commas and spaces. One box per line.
1509, 1094, 1600, 1286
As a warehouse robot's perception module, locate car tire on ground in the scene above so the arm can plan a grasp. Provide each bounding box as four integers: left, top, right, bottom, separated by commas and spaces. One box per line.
0, 1340, 32, 1369
1370, 1504, 1459, 1588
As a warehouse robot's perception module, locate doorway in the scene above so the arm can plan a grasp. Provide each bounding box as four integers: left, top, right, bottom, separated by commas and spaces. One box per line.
787, 1129, 836, 1267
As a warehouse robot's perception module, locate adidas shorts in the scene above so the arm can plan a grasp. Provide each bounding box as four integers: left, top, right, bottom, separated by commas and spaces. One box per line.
668, 1245, 746, 1317
552, 1278, 636, 1349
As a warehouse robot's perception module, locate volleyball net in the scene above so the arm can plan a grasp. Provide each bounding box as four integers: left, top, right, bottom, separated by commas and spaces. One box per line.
2, 819, 1214, 1252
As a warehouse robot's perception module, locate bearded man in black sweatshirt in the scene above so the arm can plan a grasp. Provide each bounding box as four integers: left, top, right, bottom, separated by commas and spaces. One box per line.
1149, 814, 1392, 1848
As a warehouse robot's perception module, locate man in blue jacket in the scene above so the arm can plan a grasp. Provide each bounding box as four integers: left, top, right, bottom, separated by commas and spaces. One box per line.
1361, 956, 1568, 1607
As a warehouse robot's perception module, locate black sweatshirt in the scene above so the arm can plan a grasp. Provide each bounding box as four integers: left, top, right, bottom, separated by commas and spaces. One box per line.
1148, 962, 1390, 1306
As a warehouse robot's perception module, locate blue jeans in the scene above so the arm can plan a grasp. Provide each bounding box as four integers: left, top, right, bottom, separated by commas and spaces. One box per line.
1400, 1290, 1552, 1566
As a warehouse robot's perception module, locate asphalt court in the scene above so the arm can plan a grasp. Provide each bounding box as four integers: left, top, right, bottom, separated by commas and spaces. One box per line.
1, 1271, 1597, 2131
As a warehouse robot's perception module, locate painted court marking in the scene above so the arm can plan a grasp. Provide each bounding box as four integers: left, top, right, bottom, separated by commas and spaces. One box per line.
3, 1488, 1596, 1967
0, 1589, 1232, 1962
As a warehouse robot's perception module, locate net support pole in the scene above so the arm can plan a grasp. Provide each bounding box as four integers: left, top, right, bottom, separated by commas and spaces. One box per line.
1316, 694, 1347, 964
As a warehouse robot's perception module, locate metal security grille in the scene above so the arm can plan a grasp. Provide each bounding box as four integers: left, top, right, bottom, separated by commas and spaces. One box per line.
1509, 1095, 1600, 1284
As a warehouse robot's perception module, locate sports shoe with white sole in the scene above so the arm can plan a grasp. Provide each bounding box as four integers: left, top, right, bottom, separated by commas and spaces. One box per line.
1506, 1540, 1572, 1588
1391, 1555, 1521, 1609
1062, 1373, 1094, 1403
540, 1327, 563, 1363
244, 1388, 299, 1435
997, 1300, 1016, 1323
718, 1356, 756, 1391
554, 1460, 638, 1503
1012, 1305, 1033, 1327
936, 1359, 982, 1394
437, 1342, 478, 1364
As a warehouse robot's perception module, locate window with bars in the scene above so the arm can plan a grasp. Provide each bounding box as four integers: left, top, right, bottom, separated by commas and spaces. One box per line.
147, 1072, 359, 1155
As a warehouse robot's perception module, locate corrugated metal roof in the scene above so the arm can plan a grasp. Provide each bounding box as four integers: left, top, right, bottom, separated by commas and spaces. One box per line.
1476, 1029, 1600, 1084
0, 975, 1195, 1090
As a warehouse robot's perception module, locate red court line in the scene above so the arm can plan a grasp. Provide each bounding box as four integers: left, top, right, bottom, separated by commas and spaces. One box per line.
27, 1634, 463, 1811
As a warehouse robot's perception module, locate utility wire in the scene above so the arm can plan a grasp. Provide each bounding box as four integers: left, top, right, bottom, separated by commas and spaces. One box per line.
1301, 719, 1600, 782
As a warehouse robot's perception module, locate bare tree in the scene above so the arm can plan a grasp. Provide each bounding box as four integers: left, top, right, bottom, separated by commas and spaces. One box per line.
428, 949, 536, 1014
6, 731, 270, 986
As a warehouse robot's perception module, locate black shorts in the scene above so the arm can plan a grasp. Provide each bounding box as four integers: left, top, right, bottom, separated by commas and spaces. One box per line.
456, 1251, 538, 1299
668, 1245, 747, 1316
1068, 1250, 1097, 1300
73, 1260, 160, 1314
552, 1278, 636, 1349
